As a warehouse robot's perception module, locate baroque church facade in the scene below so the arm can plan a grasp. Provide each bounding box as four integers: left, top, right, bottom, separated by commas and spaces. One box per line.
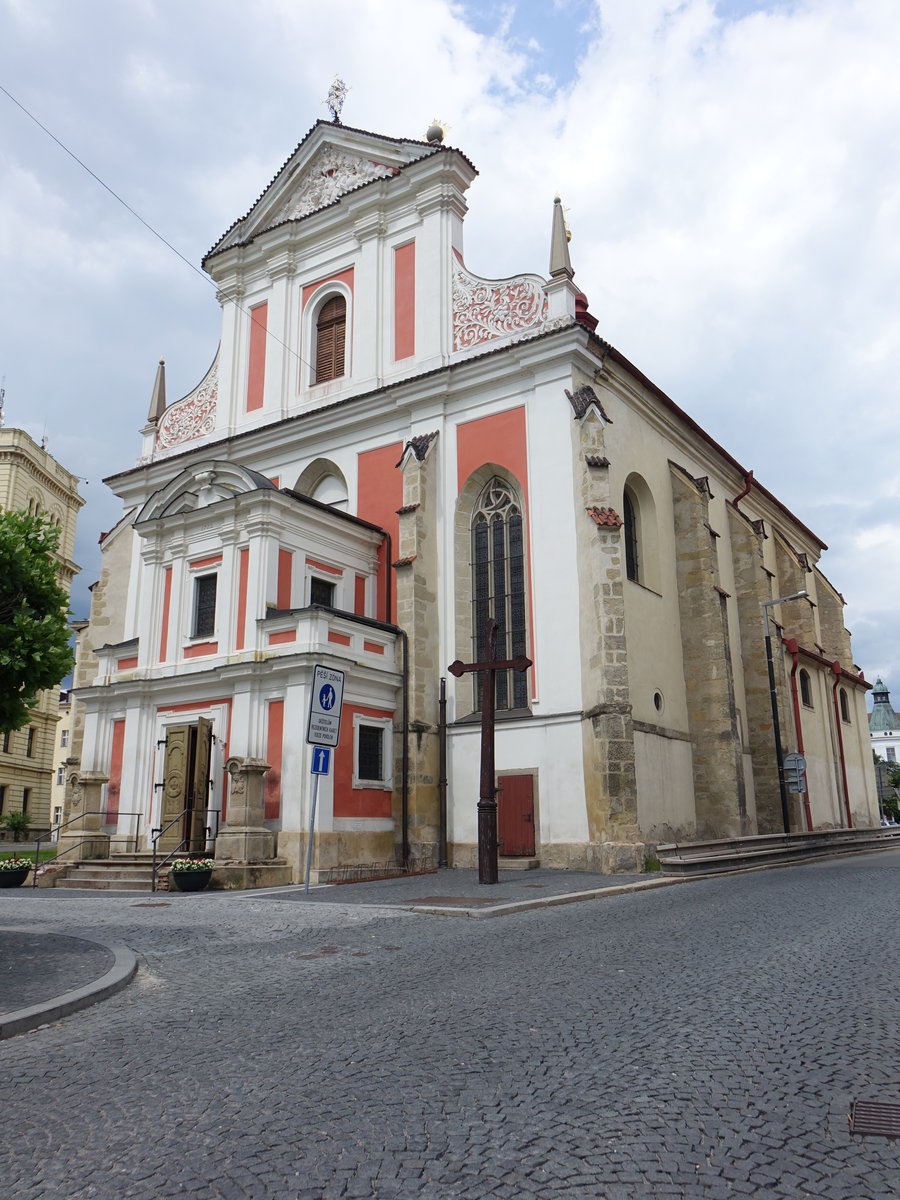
72, 115, 878, 879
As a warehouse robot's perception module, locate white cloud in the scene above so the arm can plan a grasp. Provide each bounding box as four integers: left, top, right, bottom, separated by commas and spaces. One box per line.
0, 0, 898, 677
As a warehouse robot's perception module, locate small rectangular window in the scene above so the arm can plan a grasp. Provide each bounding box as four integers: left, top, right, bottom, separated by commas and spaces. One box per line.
310, 577, 335, 608
0, 785, 5, 814
60, 729, 69, 748
193, 574, 218, 638
26, 728, 35, 758
22, 788, 30, 814
357, 725, 384, 782
2, 732, 9, 753
887, 747, 897, 763
56, 766, 66, 786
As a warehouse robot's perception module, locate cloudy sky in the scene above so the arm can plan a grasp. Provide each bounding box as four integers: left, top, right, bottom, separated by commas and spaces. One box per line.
2, 0, 898, 693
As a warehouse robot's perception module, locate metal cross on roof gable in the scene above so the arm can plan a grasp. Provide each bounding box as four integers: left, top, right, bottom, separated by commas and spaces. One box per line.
449, 618, 532, 885
324, 76, 349, 124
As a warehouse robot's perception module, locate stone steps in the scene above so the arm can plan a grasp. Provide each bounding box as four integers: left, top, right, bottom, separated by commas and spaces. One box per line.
55, 853, 163, 891
657, 827, 900, 877
499, 856, 541, 870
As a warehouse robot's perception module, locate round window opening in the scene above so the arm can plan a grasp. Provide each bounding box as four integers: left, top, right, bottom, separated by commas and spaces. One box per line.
653, 690, 664, 714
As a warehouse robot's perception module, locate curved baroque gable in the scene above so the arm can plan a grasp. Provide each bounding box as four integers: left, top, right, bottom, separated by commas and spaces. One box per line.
156, 353, 219, 452
452, 257, 549, 351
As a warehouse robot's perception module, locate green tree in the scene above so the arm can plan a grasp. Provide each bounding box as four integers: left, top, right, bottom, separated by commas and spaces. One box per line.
0, 511, 73, 733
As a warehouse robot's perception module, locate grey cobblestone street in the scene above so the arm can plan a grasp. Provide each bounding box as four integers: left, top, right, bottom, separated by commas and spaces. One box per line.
2, 854, 900, 1198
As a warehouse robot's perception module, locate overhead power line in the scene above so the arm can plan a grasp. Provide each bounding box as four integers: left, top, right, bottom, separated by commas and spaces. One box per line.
0, 82, 312, 374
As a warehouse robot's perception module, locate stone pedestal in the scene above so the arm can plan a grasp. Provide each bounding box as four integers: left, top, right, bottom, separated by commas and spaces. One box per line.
56, 771, 110, 861
215, 757, 275, 863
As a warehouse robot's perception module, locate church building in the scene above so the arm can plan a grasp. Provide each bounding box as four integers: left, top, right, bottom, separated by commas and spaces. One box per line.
72, 109, 878, 880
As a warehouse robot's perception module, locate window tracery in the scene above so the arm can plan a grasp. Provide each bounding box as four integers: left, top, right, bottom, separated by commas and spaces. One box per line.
471, 477, 528, 712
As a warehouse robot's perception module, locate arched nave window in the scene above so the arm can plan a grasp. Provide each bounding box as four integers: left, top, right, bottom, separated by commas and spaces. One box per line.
315, 296, 346, 384
623, 488, 640, 583
799, 668, 813, 708
471, 476, 528, 712
622, 473, 660, 592
293, 459, 349, 511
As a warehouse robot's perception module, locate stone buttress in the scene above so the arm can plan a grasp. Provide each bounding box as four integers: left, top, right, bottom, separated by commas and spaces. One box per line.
669, 464, 746, 838
568, 385, 642, 872
394, 433, 441, 866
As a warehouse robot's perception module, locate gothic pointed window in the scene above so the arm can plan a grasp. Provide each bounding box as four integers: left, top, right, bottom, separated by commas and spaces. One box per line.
623, 488, 639, 583
314, 296, 346, 384
471, 477, 528, 712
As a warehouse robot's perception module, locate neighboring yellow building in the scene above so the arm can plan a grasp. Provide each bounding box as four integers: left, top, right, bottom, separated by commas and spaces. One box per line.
0, 426, 84, 834
49, 689, 74, 835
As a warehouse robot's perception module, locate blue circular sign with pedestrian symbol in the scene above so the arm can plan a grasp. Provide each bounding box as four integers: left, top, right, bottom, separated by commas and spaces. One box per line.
319, 684, 336, 711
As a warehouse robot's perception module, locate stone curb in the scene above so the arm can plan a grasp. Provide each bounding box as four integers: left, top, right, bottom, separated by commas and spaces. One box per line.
409, 873, 688, 918
0, 930, 138, 1041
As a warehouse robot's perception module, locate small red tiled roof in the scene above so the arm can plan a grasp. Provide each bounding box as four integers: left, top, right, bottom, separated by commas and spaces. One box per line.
586, 506, 623, 529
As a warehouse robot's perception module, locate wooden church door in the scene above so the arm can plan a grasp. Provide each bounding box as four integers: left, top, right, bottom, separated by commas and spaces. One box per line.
497, 774, 535, 857
187, 717, 212, 852
160, 725, 190, 851
159, 721, 212, 852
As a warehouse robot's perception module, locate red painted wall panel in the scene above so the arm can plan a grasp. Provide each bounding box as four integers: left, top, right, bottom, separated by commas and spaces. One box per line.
334, 704, 393, 819
235, 547, 249, 652
159, 567, 172, 663
357, 442, 403, 623
277, 549, 293, 610
393, 241, 415, 361
106, 720, 126, 824
265, 700, 284, 820
246, 302, 268, 412
354, 573, 366, 616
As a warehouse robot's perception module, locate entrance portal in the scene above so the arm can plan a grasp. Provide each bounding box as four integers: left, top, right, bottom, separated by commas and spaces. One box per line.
159, 718, 212, 853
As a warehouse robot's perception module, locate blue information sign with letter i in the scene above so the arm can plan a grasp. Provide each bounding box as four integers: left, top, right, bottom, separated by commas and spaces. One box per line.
310, 747, 331, 775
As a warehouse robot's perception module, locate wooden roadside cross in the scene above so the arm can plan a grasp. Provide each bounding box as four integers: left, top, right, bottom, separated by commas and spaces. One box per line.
448, 618, 532, 884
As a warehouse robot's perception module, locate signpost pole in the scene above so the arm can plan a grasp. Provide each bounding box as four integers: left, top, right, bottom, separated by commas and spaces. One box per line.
304, 772, 320, 897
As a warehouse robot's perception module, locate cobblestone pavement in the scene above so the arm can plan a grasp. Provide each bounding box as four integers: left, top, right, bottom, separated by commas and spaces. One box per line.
2, 854, 900, 1198
0, 930, 114, 1012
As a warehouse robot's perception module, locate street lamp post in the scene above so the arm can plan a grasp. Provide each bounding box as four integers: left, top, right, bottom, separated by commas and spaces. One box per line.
761, 590, 808, 835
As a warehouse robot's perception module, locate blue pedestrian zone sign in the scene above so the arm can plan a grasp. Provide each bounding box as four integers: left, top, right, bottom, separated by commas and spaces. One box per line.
306, 664, 345, 747
310, 747, 331, 775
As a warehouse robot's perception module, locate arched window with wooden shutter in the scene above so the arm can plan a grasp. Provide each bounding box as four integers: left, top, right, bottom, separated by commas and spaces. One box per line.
315, 295, 346, 384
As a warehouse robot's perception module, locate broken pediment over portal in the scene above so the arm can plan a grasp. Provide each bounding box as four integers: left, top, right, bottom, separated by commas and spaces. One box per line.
135, 461, 277, 525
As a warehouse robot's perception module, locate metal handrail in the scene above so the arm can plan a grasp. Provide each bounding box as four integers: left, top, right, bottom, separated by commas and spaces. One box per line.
32, 810, 143, 887
151, 808, 220, 892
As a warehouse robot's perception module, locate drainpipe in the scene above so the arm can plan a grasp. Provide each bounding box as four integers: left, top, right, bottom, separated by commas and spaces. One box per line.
784, 638, 813, 831
400, 628, 409, 870
733, 469, 754, 510
383, 529, 408, 868
384, 531, 392, 625
438, 677, 448, 867
831, 662, 853, 829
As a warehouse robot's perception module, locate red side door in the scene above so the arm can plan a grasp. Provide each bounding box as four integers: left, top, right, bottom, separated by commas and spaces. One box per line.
497, 774, 535, 857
